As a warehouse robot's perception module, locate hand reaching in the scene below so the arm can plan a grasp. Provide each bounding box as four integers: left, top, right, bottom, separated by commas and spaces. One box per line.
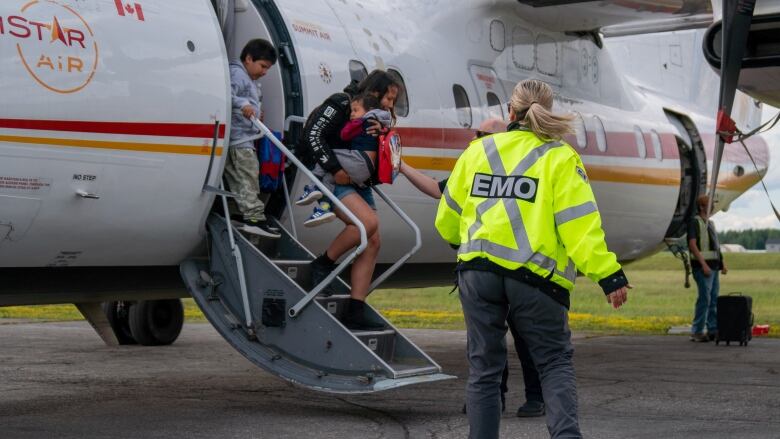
607, 286, 629, 309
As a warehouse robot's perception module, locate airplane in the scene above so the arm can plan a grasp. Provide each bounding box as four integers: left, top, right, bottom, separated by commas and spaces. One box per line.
0, 0, 776, 392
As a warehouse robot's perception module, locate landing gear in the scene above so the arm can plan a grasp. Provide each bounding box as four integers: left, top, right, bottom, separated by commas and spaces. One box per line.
128, 299, 184, 346
102, 299, 184, 346
102, 301, 137, 345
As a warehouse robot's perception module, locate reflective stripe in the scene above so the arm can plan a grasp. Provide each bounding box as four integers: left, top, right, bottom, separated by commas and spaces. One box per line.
460, 241, 572, 283
461, 239, 527, 263
529, 251, 556, 272
482, 136, 506, 174
554, 201, 598, 226
562, 259, 577, 283
442, 186, 462, 215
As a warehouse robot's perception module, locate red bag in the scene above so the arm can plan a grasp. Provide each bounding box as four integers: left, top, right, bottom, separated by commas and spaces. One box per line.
376, 130, 402, 184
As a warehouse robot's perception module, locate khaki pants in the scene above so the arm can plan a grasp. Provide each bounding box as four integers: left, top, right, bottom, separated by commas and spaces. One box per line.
224, 145, 266, 222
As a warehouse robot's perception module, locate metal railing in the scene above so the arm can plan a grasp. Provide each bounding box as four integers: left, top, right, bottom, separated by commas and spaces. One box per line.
368, 187, 422, 293
211, 115, 421, 324
249, 118, 367, 319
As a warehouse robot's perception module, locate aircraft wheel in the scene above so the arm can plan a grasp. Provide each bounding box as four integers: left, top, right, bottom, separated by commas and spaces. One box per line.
102, 301, 137, 345
128, 299, 184, 346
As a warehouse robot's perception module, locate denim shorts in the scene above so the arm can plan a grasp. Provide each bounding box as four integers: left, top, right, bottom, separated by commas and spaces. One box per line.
332, 184, 376, 210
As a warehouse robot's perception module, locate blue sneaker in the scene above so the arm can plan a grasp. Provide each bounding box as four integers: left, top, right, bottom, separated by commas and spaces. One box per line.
304, 202, 335, 227
296, 184, 323, 206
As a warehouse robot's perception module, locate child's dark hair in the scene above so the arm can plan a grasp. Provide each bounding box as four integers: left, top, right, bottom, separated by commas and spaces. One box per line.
241, 39, 278, 64
352, 93, 381, 112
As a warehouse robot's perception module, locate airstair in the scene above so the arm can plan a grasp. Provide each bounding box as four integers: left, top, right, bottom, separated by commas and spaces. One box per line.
180, 118, 453, 393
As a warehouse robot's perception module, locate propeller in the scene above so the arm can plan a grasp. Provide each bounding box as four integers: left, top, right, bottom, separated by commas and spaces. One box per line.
709, 0, 756, 213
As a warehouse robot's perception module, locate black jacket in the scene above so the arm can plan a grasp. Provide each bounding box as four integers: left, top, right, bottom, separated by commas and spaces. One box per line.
299, 92, 351, 173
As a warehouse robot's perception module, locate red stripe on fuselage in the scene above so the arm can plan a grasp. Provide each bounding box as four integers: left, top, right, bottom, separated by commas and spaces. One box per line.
5, 119, 765, 168
396, 126, 681, 159
0, 118, 226, 139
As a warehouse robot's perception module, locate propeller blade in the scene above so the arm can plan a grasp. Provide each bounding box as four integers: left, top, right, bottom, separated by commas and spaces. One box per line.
708, 0, 756, 213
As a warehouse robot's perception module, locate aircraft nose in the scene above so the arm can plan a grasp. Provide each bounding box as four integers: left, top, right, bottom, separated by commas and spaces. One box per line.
740, 134, 771, 181
713, 134, 771, 211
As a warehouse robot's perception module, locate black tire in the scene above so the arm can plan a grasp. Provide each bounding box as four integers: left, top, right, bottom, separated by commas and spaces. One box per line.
102, 301, 137, 345
128, 299, 184, 346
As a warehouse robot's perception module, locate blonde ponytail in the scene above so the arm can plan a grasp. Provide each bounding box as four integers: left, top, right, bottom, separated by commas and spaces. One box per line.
509, 79, 574, 140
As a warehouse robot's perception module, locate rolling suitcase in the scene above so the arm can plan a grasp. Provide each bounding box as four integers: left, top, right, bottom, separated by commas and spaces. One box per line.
715, 294, 753, 346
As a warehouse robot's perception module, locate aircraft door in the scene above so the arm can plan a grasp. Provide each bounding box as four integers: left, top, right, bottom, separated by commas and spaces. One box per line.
218, 0, 303, 140
469, 65, 509, 125
664, 111, 707, 239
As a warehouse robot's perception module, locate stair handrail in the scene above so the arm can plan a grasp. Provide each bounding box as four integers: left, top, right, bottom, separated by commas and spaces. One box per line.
218, 181, 256, 338
248, 118, 368, 318
279, 115, 307, 240
368, 186, 422, 293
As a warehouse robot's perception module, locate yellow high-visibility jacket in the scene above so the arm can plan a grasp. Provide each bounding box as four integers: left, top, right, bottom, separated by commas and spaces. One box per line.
435, 126, 626, 296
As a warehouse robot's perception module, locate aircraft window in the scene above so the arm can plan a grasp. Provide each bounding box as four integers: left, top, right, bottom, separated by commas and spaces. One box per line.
490, 20, 506, 52
574, 113, 587, 149
453, 84, 472, 128
651, 129, 663, 161
349, 60, 368, 84
593, 116, 607, 152
512, 27, 535, 70
387, 69, 409, 117
536, 34, 559, 76
486, 92, 504, 118
634, 126, 647, 159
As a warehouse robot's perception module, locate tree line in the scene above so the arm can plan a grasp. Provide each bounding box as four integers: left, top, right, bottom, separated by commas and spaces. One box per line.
718, 228, 780, 250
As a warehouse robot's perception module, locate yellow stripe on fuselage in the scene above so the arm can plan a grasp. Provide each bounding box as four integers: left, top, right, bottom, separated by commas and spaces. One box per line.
405, 155, 681, 186
0, 134, 222, 156
407, 155, 757, 192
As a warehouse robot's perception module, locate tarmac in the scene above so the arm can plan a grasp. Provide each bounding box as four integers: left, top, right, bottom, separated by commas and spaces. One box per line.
0, 321, 778, 439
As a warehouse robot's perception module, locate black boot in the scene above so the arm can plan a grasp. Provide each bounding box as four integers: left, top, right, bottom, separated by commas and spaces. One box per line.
516, 400, 545, 418
343, 298, 385, 331
309, 254, 335, 296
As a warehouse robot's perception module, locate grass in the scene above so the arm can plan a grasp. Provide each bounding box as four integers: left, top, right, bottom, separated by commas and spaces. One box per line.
1, 253, 778, 337
373, 252, 780, 337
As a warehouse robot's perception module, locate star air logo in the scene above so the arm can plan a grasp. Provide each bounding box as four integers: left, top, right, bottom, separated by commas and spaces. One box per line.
1, 0, 99, 94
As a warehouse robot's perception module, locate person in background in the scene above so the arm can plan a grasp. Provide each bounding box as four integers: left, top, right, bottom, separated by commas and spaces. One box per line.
225, 38, 280, 238
435, 79, 629, 439
400, 118, 546, 418
688, 194, 727, 342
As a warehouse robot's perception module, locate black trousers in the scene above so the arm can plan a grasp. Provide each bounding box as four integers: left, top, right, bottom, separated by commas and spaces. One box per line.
502, 318, 544, 404
459, 270, 581, 439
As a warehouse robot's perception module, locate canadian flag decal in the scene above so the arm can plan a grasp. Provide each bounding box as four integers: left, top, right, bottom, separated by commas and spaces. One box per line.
114, 0, 145, 21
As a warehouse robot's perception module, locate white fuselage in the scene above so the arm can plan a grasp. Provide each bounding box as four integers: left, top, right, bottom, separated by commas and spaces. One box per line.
0, 0, 770, 272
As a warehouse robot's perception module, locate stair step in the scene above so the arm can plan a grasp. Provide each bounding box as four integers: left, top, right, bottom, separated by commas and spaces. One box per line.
273, 259, 312, 289
315, 294, 351, 319
353, 329, 396, 362
388, 363, 441, 379
178, 214, 455, 394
